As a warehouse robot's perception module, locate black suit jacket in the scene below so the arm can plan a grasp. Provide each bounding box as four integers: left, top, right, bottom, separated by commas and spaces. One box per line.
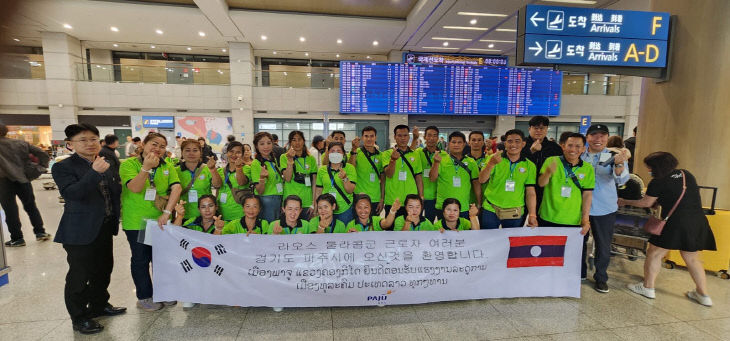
52, 153, 122, 245
98, 145, 121, 183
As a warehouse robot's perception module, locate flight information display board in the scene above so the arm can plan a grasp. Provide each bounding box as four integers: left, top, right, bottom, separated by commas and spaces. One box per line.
339, 61, 562, 116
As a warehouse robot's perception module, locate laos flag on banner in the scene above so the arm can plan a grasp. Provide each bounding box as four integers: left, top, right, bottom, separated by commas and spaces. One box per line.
507, 236, 567, 268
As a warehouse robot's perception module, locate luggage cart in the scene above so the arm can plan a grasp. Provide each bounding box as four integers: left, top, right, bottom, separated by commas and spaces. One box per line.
612, 206, 652, 260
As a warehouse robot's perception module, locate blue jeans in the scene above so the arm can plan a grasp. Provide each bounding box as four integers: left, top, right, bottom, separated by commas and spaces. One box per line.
423, 199, 437, 221
480, 209, 524, 230
334, 206, 354, 225
124, 230, 153, 300
260, 195, 282, 222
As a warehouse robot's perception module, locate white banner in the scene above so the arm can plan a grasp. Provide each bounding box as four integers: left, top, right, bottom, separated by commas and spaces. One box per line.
151, 226, 583, 307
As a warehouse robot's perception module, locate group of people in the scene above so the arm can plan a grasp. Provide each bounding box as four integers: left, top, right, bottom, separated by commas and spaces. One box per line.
0, 114, 713, 335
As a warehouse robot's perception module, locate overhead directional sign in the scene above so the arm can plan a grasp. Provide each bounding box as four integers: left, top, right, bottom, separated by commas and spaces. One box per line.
524, 34, 668, 67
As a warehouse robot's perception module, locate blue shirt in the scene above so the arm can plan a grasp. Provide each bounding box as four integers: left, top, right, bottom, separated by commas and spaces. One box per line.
581, 148, 629, 216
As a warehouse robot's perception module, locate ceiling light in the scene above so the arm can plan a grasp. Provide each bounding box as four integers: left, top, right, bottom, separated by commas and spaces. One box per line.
432, 37, 471, 41
305, 52, 309, 56
422, 47, 459, 50
156, 29, 163, 35
187, 47, 192, 51
198, 31, 206, 37
465, 48, 501, 52
372, 40, 379, 46
488, 43, 495, 48
470, 19, 477, 25
13, 38, 19, 42
337, 39, 342, 44
299, 36, 306, 42
480, 39, 515, 43
443, 26, 488, 31
366, 56, 371, 59
222, 48, 227, 52
457, 12, 508, 17
273, 51, 277, 55
63, 23, 72, 29
496, 28, 517, 32
336, 54, 340, 58
442, 42, 449, 47
542, 0, 597, 4
260, 35, 267, 40
150, 45, 156, 49
110, 26, 119, 32
113, 44, 118, 47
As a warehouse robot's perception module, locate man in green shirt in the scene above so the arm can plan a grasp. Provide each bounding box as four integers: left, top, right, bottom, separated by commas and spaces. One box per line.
479, 129, 538, 229
416, 126, 443, 221
430, 131, 480, 219
348, 126, 385, 216
382, 125, 423, 216
468, 131, 489, 207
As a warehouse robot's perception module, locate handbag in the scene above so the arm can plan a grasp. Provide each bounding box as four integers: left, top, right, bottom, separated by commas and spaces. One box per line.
644, 170, 686, 236
488, 200, 524, 220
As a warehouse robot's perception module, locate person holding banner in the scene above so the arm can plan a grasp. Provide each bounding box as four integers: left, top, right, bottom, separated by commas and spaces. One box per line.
309, 194, 346, 233
393, 194, 436, 231
434, 198, 480, 231
429, 132, 481, 220
251, 132, 284, 222
269, 195, 311, 234
479, 129, 538, 229
172, 195, 225, 234
218, 194, 268, 235
280, 131, 318, 220
315, 142, 357, 224
416, 126, 444, 221
175, 140, 222, 220
120, 132, 182, 311
216, 141, 249, 221
343, 194, 398, 232
348, 126, 385, 217
383, 125, 423, 216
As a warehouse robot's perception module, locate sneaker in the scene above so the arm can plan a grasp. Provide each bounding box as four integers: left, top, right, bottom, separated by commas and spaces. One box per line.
4, 239, 26, 247
686, 291, 713, 307
36, 233, 52, 241
136, 298, 163, 312
627, 282, 655, 299
163, 301, 177, 307
595, 281, 609, 293
182, 302, 196, 310
272, 307, 283, 312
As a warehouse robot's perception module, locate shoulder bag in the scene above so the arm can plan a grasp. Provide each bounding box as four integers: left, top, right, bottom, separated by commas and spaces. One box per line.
644, 170, 686, 236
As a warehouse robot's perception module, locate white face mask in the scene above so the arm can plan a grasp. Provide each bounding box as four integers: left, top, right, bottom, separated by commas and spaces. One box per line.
329, 152, 343, 164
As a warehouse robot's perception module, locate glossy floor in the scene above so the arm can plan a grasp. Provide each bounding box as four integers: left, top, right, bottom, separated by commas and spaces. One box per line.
1, 182, 728, 340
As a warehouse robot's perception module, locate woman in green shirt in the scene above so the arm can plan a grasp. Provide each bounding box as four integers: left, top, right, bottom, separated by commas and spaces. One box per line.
269, 195, 311, 235
393, 194, 436, 231
314, 142, 357, 224
434, 198, 480, 232
280, 131, 317, 220
251, 132, 284, 222
217, 141, 249, 221
309, 194, 345, 234
344, 194, 397, 232
175, 140, 222, 220
218, 194, 268, 235
119, 132, 182, 311
172, 195, 225, 234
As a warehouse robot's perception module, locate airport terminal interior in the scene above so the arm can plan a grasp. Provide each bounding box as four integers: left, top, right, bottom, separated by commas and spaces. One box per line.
0, 0, 729, 340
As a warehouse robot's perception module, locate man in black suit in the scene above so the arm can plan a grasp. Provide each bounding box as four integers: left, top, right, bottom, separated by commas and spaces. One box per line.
99, 134, 121, 183
52, 124, 126, 335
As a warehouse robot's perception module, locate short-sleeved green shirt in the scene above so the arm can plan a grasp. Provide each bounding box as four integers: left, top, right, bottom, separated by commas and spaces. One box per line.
435, 155, 479, 211
307, 217, 345, 234
417, 148, 445, 201
251, 158, 284, 196
434, 218, 472, 231
352, 148, 385, 202
182, 216, 217, 234
393, 216, 436, 231
468, 153, 488, 206
216, 166, 250, 221
482, 154, 537, 213
120, 157, 180, 230
222, 217, 268, 235
316, 164, 357, 214
266, 218, 311, 235
539, 156, 595, 225
344, 216, 385, 233
175, 162, 214, 219
279, 153, 317, 208
382, 148, 423, 205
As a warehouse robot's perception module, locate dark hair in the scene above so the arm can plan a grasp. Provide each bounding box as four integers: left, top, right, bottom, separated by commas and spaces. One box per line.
316, 193, 337, 208
103, 134, 118, 145
442, 198, 461, 211
311, 135, 324, 148
282, 195, 302, 208
180, 139, 202, 154
529, 116, 550, 127
288, 130, 309, 157
500, 135, 506, 142
197, 194, 217, 209
403, 194, 423, 217
633, 126, 638, 134
393, 124, 410, 134
326, 141, 345, 162
241, 194, 262, 207
0, 124, 7, 137
271, 134, 279, 142
644, 152, 678, 179
227, 135, 236, 142
144, 132, 167, 145
559, 132, 586, 145
64, 123, 99, 140
504, 129, 525, 140
330, 130, 345, 138
361, 126, 377, 135
253, 131, 274, 161
468, 131, 484, 140
197, 137, 205, 141
226, 141, 244, 153
353, 193, 372, 208
606, 136, 624, 148
448, 131, 466, 143
132, 137, 141, 143
425, 126, 439, 135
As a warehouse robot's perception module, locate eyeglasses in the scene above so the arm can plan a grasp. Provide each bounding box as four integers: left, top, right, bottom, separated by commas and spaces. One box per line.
70, 138, 100, 144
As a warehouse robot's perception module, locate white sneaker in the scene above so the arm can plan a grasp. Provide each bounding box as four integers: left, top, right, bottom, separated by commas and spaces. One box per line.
272, 307, 283, 312
686, 291, 712, 307
627, 282, 656, 299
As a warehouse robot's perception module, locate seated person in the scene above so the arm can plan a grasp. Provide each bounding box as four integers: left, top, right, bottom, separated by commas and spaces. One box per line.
218, 194, 268, 235
434, 198, 480, 231
393, 194, 436, 231
309, 194, 346, 233
172, 194, 225, 234
269, 195, 311, 234
343, 194, 397, 232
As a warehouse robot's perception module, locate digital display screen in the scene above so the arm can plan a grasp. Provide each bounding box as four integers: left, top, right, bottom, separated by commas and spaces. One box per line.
339, 61, 562, 116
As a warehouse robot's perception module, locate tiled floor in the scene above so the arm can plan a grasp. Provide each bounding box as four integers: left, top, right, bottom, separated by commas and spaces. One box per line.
1, 182, 728, 340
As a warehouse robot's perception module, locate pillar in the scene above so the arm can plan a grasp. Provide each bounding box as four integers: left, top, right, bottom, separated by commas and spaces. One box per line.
41, 32, 81, 140
623, 76, 642, 139
493, 116, 516, 138
228, 42, 254, 145
637, 0, 730, 208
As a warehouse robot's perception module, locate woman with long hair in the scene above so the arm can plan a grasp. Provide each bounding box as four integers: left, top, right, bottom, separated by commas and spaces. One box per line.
280, 131, 317, 220
174, 140, 222, 220
314, 141, 356, 223
251, 132, 284, 222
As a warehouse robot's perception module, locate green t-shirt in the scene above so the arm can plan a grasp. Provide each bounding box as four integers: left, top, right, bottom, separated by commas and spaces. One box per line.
222, 217, 268, 235
539, 156, 595, 225
266, 218, 311, 235
435, 155, 479, 211
308, 216, 346, 234
251, 158, 284, 196
344, 216, 385, 233
434, 218, 472, 231
382, 148, 423, 205
482, 154, 537, 213
417, 148, 445, 201
120, 157, 181, 230
182, 216, 217, 234
175, 163, 214, 219
279, 153, 318, 208
216, 166, 250, 221
393, 216, 436, 231
468, 153, 488, 206
316, 164, 357, 214
352, 148, 385, 202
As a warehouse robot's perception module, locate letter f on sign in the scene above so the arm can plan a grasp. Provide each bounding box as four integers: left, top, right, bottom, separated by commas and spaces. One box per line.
652, 16, 663, 35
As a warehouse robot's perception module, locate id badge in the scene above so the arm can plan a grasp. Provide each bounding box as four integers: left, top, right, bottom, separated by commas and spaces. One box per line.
144, 188, 156, 201
188, 189, 198, 203
505, 180, 516, 192
453, 176, 462, 187
330, 191, 337, 199
424, 167, 430, 176
398, 171, 408, 181
561, 186, 572, 198
370, 173, 376, 182
305, 177, 311, 187
220, 192, 228, 204
276, 183, 284, 193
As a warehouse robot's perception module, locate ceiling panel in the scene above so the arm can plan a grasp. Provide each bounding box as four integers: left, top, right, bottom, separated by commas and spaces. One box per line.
226, 0, 418, 19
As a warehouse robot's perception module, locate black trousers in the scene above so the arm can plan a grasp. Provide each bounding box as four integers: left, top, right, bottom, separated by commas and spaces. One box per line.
62, 218, 115, 322
0, 177, 45, 240
589, 212, 617, 283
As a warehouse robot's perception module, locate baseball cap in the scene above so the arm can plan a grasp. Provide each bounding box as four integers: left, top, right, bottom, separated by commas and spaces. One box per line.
586, 124, 609, 135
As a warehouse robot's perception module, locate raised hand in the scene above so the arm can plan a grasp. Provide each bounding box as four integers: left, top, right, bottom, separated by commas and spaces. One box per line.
412, 126, 420, 140
546, 159, 558, 175
272, 222, 283, 235
390, 149, 401, 161
206, 156, 217, 169
260, 165, 269, 179
92, 156, 110, 173
338, 168, 347, 179
469, 203, 479, 218
213, 215, 225, 230
487, 153, 502, 167
390, 198, 401, 213
530, 139, 543, 153
432, 152, 442, 163
142, 154, 159, 171
286, 148, 296, 164
351, 137, 361, 152
174, 200, 187, 217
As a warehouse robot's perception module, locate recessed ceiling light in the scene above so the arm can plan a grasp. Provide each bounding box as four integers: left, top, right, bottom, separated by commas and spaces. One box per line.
113, 44, 118, 47
273, 51, 277, 54
63, 23, 72, 29
336, 54, 340, 58
305, 52, 309, 56
542, 0, 596, 4
198, 31, 206, 37
442, 42, 449, 47
187, 47, 192, 51
496, 28, 517, 32
470, 19, 477, 25
222, 48, 227, 52
443, 26, 488, 31
372, 40, 379, 46
156, 29, 163, 35
366, 56, 371, 59
13, 38, 19, 42
488, 43, 495, 48
150, 45, 156, 49
432, 37, 471, 41
337, 39, 342, 44
299, 36, 306, 42
480, 39, 515, 43
110, 26, 119, 32
261, 35, 267, 40
422, 47, 459, 50
465, 48, 501, 52
457, 12, 508, 17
